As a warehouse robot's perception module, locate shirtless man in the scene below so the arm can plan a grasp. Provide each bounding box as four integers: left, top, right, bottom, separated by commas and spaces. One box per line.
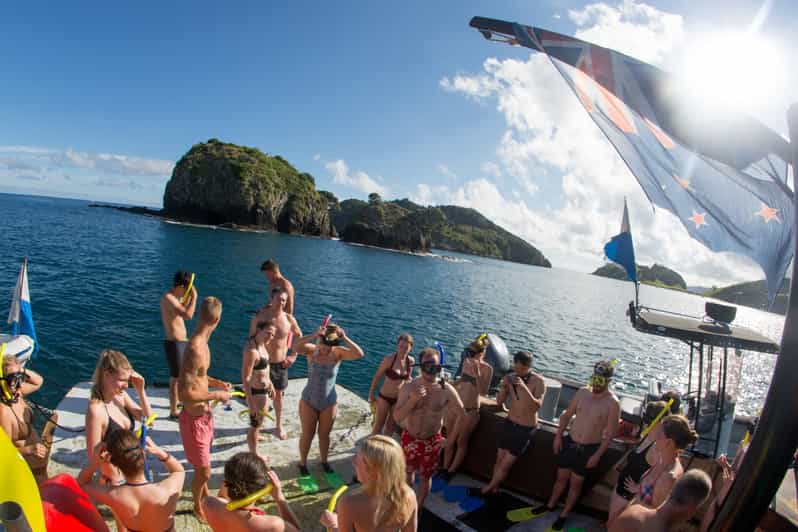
609, 470, 712, 532
394, 347, 464, 507
178, 296, 233, 521
530, 360, 620, 531
249, 288, 302, 440
160, 270, 198, 418
0, 355, 51, 482
260, 259, 295, 315
481, 351, 545, 495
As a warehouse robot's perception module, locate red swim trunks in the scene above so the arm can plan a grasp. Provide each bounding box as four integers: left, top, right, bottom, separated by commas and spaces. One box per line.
179, 410, 214, 468
401, 430, 443, 479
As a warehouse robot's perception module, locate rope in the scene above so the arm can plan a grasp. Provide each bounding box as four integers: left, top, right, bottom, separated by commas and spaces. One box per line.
328, 409, 371, 454
28, 399, 85, 433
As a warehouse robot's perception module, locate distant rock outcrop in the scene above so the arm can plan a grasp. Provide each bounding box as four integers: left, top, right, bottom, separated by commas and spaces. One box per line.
705, 279, 789, 315
330, 197, 551, 267
592, 262, 687, 289
162, 139, 333, 236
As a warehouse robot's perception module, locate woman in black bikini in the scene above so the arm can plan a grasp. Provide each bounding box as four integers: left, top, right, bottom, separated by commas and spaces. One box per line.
85, 349, 152, 489
368, 334, 415, 436
441, 336, 493, 479
242, 320, 277, 459
78, 429, 184, 532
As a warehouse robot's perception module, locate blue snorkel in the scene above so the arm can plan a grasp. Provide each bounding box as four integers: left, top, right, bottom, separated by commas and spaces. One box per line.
140, 422, 151, 482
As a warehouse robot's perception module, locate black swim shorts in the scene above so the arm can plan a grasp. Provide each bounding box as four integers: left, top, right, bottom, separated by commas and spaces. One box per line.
270, 364, 288, 391
497, 418, 538, 457
557, 435, 600, 477
163, 340, 187, 378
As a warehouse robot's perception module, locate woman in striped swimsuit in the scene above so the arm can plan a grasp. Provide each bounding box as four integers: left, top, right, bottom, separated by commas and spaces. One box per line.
293, 323, 364, 479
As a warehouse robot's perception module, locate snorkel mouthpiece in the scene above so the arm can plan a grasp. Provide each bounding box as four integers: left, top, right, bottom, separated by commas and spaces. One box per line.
590, 359, 617, 390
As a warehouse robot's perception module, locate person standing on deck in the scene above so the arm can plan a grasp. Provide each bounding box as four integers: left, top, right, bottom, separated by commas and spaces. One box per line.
368, 333, 415, 436
479, 350, 545, 495
178, 296, 233, 522
241, 320, 276, 461
160, 270, 197, 419
248, 288, 302, 440
0, 355, 51, 482
441, 336, 494, 479
529, 360, 620, 532
608, 469, 712, 532
394, 347, 464, 507
260, 259, 295, 315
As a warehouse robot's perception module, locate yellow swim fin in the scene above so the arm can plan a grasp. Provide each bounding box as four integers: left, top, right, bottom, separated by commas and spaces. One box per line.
506, 506, 548, 522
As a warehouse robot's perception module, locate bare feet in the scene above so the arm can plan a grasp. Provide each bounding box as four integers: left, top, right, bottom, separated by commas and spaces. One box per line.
193, 505, 207, 524
276, 425, 287, 440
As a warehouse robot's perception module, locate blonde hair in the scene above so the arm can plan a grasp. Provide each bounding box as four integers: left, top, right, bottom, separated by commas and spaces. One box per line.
2, 354, 18, 371
359, 435, 414, 527
90, 349, 132, 401
199, 296, 222, 325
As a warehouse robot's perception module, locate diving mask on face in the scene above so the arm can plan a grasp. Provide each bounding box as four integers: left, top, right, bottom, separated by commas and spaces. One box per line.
420, 362, 442, 375
590, 359, 618, 388
320, 326, 341, 346
0, 343, 15, 402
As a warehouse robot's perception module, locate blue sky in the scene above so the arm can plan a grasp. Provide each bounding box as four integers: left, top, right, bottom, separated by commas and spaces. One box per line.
1, 0, 795, 285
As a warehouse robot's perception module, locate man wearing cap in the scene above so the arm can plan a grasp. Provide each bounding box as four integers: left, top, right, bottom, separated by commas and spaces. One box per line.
529, 359, 620, 531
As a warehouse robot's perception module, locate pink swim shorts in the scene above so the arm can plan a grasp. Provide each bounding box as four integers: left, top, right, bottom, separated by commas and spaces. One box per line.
179, 410, 214, 468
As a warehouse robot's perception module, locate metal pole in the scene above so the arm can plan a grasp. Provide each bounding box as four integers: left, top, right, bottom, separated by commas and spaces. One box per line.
710, 103, 798, 530
688, 342, 694, 394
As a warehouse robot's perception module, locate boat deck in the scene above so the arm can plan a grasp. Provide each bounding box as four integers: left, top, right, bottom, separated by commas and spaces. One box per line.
48, 379, 602, 531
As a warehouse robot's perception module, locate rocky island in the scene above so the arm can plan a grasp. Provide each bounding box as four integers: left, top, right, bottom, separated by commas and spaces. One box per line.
592, 262, 687, 289
97, 139, 551, 267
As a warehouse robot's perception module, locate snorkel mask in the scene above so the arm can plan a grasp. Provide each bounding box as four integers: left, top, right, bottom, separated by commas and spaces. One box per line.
320, 325, 341, 346
589, 359, 617, 390
0, 344, 23, 403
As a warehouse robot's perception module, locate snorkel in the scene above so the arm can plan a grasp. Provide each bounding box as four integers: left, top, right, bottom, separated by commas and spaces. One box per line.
225, 482, 274, 511
0, 344, 24, 404
325, 485, 349, 532
180, 273, 195, 305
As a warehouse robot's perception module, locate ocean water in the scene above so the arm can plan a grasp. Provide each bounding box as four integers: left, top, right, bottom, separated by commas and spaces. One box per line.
0, 193, 784, 417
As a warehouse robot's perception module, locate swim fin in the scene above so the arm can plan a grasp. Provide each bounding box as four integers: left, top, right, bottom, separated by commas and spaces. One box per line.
506, 505, 549, 523
298, 471, 319, 494
459, 495, 485, 512
323, 469, 345, 489
430, 474, 448, 493
443, 485, 469, 503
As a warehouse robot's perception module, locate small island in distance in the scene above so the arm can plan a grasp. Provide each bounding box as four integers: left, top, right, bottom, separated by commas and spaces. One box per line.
593, 262, 789, 315
94, 139, 551, 268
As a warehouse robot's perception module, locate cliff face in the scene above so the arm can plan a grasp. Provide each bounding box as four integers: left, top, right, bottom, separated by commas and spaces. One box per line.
163, 139, 333, 236
331, 197, 551, 267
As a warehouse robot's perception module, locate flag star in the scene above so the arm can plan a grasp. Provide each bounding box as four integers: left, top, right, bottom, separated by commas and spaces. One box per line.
755, 203, 781, 224
688, 211, 707, 229
675, 176, 691, 189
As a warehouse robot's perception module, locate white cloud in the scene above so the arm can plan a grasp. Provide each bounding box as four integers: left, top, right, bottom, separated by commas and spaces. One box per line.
313, 154, 321, 161
324, 159, 388, 197
438, 0, 770, 287
0, 145, 173, 177
481, 162, 502, 178
437, 164, 457, 181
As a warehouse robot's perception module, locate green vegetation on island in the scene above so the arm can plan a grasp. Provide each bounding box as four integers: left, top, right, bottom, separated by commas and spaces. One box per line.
592, 262, 687, 289
704, 279, 789, 315
329, 194, 551, 267
157, 140, 550, 267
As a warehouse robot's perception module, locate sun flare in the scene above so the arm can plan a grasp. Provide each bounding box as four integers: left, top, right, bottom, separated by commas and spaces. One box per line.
677, 32, 785, 111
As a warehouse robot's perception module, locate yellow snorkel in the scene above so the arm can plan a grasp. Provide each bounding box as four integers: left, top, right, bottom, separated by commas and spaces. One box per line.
212, 390, 246, 408
180, 273, 195, 305
640, 398, 674, 439
326, 485, 349, 531
135, 413, 158, 438
225, 483, 274, 511
239, 408, 275, 422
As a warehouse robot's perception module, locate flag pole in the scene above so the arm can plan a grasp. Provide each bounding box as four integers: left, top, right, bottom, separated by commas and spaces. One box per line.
709, 102, 798, 530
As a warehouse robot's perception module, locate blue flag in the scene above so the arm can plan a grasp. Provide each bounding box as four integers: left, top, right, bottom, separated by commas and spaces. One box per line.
604, 199, 637, 283
470, 18, 794, 303
7, 259, 37, 356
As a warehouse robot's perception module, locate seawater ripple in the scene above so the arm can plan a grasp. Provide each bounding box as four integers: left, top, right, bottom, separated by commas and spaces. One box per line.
0, 194, 783, 417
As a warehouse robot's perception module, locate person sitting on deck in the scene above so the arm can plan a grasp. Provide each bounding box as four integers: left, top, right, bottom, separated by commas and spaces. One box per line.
0, 355, 51, 482
202, 451, 300, 532
394, 347, 464, 507
479, 350, 545, 495
368, 333, 415, 436
440, 336, 494, 480
320, 435, 418, 531
615, 415, 697, 523
528, 359, 621, 531
292, 323, 364, 482
608, 469, 712, 532
77, 430, 184, 532
241, 320, 277, 461
85, 349, 152, 487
